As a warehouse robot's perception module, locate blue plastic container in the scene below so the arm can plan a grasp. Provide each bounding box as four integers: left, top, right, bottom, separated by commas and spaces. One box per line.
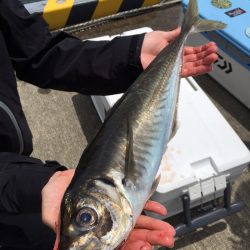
182, 0, 250, 67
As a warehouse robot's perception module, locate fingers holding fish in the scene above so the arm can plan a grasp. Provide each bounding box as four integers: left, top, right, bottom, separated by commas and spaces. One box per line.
117, 213, 175, 250
141, 28, 181, 69
181, 42, 218, 77
184, 41, 217, 54
53, 222, 60, 250
142, 37, 218, 77
162, 27, 181, 43
182, 63, 213, 77
201, 43, 219, 65
135, 215, 175, 236
129, 204, 175, 248
118, 240, 151, 250
41, 169, 75, 232
143, 200, 167, 216
183, 42, 218, 65
122, 204, 175, 250
127, 229, 175, 248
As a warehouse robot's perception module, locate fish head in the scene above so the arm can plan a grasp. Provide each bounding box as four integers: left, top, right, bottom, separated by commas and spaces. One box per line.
59, 177, 133, 250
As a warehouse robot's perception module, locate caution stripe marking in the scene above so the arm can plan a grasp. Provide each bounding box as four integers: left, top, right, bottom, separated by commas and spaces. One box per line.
66, 1, 99, 27
91, 0, 123, 19
43, 0, 74, 30
142, 0, 161, 7
40, 0, 162, 30
118, 1, 145, 12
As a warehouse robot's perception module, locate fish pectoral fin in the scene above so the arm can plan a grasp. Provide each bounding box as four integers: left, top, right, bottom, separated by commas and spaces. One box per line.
163, 111, 180, 152
123, 117, 137, 186
170, 118, 179, 141
149, 174, 161, 198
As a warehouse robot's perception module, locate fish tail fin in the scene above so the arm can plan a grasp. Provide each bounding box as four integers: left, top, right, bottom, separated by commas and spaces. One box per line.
182, 0, 226, 35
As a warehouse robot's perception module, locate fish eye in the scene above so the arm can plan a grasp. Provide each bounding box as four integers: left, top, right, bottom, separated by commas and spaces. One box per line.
75, 207, 98, 228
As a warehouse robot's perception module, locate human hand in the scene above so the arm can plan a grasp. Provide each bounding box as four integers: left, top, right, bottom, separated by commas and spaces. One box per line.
118, 201, 175, 250
41, 169, 75, 249
141, 27, 218, 77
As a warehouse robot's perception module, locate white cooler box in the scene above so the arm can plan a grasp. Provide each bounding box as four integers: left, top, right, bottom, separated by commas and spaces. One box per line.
183, 0, 250, 109
90, 27, 250, 235
91, 77, 250, 235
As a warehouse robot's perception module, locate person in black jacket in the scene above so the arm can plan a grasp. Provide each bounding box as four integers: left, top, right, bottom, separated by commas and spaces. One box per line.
0, 0, 219, 249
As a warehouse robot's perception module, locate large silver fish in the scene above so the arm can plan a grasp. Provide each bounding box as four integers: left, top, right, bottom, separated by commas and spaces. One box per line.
59, 0, 226, 249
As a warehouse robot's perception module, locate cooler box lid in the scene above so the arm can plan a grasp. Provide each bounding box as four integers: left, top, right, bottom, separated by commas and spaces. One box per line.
156, 77, 250, 194
182, 0, 250, 57
92, 77, 250, 194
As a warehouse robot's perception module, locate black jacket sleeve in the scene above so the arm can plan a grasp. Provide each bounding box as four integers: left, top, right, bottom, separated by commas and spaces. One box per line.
0, 152, 66, 214
0, 0, 144, 95
0, 0, 143, 215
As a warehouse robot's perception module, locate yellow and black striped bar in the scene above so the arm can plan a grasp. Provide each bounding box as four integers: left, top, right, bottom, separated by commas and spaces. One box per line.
22, 0, 163, 30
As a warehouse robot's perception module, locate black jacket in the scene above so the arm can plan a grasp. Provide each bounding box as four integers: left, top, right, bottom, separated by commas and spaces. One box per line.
0, 0, 144, 241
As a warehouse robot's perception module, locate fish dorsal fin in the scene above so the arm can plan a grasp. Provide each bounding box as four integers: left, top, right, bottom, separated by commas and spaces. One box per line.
123, 117, 137, 186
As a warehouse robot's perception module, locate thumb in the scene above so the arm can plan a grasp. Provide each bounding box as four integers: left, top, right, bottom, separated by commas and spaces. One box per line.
53, 222, 60, 250
165, 27, 181, 42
